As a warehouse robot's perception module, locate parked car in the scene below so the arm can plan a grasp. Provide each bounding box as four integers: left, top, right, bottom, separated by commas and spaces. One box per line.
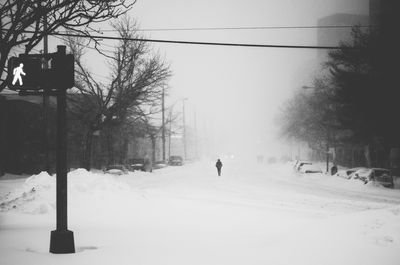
153, 161, 168, 169
103, 164, 129, 175
299, 164, 323, 174
295, 161, 312, 172
335, 167, 366, 179
128, 158, 152, 172
352, 168, 394, 188
169, 155, 183, 166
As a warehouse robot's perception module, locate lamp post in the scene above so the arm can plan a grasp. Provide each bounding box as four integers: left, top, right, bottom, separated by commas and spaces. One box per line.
182, 98, 188, 160
302, 85, 330, 173
166, 97, 188, 161
168, 109, 172, 159
161, 86, 166, 162
194, 107, 198, 159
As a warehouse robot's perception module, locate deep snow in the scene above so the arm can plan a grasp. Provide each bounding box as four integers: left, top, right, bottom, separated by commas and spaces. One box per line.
1, 159, 400, 265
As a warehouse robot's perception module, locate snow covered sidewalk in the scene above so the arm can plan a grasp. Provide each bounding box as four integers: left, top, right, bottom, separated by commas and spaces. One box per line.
1, 161, 400, 265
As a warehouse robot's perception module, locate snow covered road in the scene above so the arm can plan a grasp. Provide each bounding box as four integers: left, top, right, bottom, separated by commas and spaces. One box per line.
1, 160, 400, 265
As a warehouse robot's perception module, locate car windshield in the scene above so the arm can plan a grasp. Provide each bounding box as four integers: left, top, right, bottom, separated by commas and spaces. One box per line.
170, 156, 182, 161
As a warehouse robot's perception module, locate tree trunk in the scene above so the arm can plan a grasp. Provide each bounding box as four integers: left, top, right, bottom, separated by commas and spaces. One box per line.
151, 136, 156, 163
82, 130, 94, 170
0, 96, 7, 175
364, 144, 372, 168
106, 130, 114, 165
120, 137, 129, 164
0, 47, 11, 91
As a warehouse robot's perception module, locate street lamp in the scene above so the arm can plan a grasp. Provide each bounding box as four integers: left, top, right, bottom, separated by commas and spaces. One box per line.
166, 97, 188, 161
301, 85, 330, 173
161, 86, 166, 162
182, 98, 188, 160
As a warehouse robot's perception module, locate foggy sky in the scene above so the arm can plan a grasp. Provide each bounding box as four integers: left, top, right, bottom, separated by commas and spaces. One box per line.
53, 0, 369, 159
128, 0, 368, 158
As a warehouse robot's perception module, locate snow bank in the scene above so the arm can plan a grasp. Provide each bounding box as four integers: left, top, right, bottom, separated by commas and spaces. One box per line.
1, 161, 400, 265
0, 171, 55, 214
0, 169, 137, 215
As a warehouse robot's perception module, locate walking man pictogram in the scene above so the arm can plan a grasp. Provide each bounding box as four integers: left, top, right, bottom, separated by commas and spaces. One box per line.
12, 63, 25, 86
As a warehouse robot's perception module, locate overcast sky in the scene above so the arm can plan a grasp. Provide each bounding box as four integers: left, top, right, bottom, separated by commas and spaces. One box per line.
65, 0, 369, 159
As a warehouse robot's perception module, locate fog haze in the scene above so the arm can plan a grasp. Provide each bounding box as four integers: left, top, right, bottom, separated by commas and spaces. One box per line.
76, 0, 369, 159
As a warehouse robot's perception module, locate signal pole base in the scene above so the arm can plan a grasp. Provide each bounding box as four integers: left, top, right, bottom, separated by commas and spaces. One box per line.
50, 229, 75, 254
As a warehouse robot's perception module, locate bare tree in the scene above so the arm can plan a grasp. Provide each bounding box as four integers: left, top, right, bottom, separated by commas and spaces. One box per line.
66, 16, 171, 170
279, 78, 337, 156
0, 0, 135, 91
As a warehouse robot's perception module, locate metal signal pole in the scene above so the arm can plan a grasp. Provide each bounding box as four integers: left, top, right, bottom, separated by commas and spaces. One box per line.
42, 3, 50, 173
49, 46, 75, 254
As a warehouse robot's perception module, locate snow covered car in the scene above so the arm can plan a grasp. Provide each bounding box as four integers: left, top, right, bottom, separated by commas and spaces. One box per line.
128, 158, 152, 172
295, 161, 312, 172
153, 161, 168, 169
299, 164, 323, 174
103, 164, 129, 175
169, 156, 183, 166
335, 167, 366, 179
352, 168, 394, 188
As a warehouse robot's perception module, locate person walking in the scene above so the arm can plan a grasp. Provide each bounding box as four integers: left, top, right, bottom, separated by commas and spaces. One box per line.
215, 159, 223, 176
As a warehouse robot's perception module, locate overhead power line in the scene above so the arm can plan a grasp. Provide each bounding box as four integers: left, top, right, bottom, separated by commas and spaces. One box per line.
45, 31, 350, 50
83, 24, 374, 32
3, 29, 355, 49
52, 35, 115, 53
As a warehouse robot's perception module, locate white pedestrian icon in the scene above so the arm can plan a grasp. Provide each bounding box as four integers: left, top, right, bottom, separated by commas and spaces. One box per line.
12, 63, 26, 85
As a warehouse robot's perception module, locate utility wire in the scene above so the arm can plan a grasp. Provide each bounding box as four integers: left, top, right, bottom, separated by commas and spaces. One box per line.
2, 29, 356, 49
53, 35, 115, 53
42, 31, 351, 50
77, 25, 375, 32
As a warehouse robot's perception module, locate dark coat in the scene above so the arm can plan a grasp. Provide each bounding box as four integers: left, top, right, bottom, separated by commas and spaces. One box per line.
216, 160, 222, 169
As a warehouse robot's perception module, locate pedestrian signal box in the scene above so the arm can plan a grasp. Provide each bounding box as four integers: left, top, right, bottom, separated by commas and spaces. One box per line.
51, 54, 74, 89
7, 57, 42, 91
7, 51, 74, 92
